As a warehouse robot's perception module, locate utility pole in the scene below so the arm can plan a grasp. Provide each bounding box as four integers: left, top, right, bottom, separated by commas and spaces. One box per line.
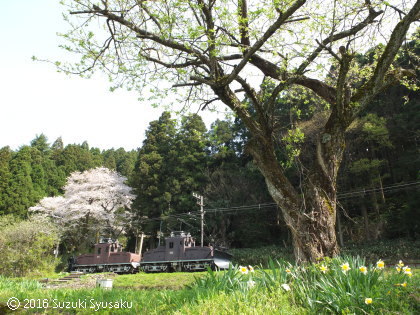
193, 192, 204, 247
138, 232, 145, 257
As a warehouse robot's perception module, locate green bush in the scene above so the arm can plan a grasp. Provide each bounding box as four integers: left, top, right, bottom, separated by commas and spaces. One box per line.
231, 239, 420, 267
341, 239, 420, 263
230, 245, 294, 267
0, 215, 59, 277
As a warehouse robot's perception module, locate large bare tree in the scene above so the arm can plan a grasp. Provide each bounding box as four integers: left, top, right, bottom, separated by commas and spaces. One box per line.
57, 0, 420, 261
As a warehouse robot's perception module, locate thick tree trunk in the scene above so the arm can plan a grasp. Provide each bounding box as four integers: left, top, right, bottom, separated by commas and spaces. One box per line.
264, 178, 339, 262
361, 202, 370, 240
248, 124, 344, 262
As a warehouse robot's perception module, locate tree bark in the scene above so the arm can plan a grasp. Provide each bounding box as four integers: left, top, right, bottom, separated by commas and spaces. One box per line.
336, 208, 344, 247
361, 202, 370, 241
247, 118, 345, 262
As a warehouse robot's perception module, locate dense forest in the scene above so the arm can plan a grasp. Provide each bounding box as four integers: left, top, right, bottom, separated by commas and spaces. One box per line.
0, 33, 419, 258
0, 61, 418, 254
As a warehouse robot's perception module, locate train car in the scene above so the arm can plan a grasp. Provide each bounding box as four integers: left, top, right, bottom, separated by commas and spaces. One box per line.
140, 231, 232, 272
69, 238, 140, 274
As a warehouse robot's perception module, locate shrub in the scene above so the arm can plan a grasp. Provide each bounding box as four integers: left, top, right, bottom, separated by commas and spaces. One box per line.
230, 245, 293, 267
0, 215, 59, 277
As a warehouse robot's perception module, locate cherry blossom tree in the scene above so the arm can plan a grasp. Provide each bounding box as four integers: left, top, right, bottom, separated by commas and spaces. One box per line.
30, 167, 135, 250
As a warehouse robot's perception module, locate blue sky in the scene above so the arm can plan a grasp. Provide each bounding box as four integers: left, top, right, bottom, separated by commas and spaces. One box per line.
0, 0, 222, 150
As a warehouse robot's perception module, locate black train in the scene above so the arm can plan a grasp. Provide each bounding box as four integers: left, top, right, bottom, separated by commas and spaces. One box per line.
140, 231, 232, 272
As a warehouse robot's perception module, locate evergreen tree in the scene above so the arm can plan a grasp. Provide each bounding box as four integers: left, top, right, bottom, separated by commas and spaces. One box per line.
0, 147, 13, 215
131, 112, 177, 235
55, 144, 100, 175
5, 146, 36, 217
171, 114, 208, 215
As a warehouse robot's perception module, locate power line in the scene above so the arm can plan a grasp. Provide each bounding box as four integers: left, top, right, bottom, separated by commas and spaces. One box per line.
137, 181, 420, 224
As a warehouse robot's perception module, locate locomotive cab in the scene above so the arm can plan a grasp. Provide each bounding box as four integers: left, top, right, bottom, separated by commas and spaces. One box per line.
70, 238, 140, 274
165, 231, 195, 261
140, 231, 232, 272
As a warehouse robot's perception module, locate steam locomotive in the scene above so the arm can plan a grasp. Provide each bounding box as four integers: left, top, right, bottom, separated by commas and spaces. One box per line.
68, 232, 232, 273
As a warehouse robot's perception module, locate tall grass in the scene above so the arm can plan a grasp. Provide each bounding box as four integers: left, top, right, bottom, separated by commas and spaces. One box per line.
193, 257, 418, 314
0, 256, 417, 314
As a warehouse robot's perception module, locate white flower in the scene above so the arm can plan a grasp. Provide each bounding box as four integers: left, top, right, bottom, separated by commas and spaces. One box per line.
247, 280, 256, 288
248, 265, 255, 273
239, 266, 248, 275
376, 260, 385, 269
359, 266, 368, 275
281, 283, 291, 291
341, 263, 351, 273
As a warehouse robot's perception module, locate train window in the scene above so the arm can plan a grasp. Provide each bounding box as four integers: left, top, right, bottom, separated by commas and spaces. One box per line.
105, 247, 109, 253
97, 248, 101, 255
169, 242, 174, 249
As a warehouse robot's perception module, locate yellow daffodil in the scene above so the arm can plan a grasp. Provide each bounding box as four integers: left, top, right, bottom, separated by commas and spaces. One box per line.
401, 282, 407, 287
403, 266, 411, 272
341, 262, 351, 273
397, 260, 404, 267
365, 298, 373, 305
376, 259, 385, 269
403, 266, 412, 277
405, 270, 413, 277
286, 268, 291, 274
319, 265, 328, 274
359, 266, 368, 275
239, 266, 248, 275
396, 266, 401, 272
248, 265, 255, 273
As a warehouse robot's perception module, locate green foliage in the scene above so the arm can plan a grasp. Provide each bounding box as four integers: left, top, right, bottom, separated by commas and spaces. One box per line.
193, 256, 418, 314
341, 239, 420, 263
114, 272, 203, 290
232, 240, 420, 267
0, 256, 416, 314
231, 245, 293, 267
131, 112, 208, 238
0, 216, 59, 277
290, 256, 417, 314
0, 135, 136, 222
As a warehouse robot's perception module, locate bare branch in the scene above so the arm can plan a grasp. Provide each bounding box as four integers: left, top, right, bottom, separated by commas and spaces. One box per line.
172, 82, 202, 88
249, 54, 337, 104
200, 97, 219, 110
238, 0, 251, 47
136, 0, 162, 31
296, 7, 383, 74
139, 53, 203, 69
72, 4, 209, 65
315, 39, 341, 62
222, 0, 307, 86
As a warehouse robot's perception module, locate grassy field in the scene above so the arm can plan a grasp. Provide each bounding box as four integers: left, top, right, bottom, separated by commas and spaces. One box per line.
0, 255, 418, 314
230, 239, 420, 267
113, 271, 205, 290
